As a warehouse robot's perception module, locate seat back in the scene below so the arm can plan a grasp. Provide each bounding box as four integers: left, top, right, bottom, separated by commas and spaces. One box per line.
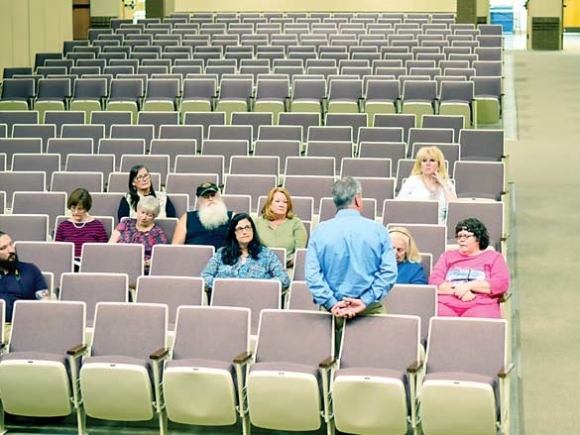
14, 241, 74, 291
60, 272, 128, 327
172, 306, 250, 360
384, 284, 437, 346
453, 161, 505, 200
283, 175, 336, 214
80, 243, 144, 286
224, 174, 277, 214
91, 302, 167, 359
426, 317, 507, 377
136, 276, 205, 329
10, 300, 85, 353
0, 214, 49, 241
287, 281, 318, 311
211, 278, 282, 335
340, 314, 420, 370
149, 244, 214, 277
255, 309, 334, 365
383, 199, 439, 226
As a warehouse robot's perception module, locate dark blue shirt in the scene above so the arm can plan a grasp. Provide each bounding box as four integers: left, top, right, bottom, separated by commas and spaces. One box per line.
0, 261, 47, 322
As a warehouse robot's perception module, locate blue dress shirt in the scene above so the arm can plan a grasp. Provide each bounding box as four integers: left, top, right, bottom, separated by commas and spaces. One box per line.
305, 209, 397, 310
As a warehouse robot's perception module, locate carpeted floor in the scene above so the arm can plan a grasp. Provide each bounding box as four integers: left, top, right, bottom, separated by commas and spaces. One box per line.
511, 48, 580, 434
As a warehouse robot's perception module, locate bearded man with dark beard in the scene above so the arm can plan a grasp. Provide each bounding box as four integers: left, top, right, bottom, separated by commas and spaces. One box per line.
0, 231, 49, 324
172, 182, 234, 249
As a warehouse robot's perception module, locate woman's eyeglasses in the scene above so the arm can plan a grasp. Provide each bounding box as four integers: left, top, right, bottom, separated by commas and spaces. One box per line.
235, 225, 253, 233
134, 173, 150, 181
456, 233, 475, 240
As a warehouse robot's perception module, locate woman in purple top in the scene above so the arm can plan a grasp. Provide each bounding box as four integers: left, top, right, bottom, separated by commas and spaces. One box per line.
55, 188, 108, 268
109, 195, 168, 271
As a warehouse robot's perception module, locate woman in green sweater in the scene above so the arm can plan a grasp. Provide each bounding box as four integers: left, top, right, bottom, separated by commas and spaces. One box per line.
255, 187, 308, 268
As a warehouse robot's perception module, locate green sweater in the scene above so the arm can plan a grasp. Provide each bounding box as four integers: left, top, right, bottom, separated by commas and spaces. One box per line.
255, 216, 308, 262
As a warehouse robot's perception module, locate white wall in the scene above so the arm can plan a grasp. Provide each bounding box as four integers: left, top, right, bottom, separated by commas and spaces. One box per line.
174, 0, 456, 12
0, 0, 73, 69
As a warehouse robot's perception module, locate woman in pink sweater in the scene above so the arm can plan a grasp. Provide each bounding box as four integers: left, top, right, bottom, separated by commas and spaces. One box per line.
429, 217, 510, 318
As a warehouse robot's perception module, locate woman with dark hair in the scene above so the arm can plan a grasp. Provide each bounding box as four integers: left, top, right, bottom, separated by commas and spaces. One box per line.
429, 217, 510, 318
55, 188, 108, 267
201, 213, 290, 290
117, 164, 176, 221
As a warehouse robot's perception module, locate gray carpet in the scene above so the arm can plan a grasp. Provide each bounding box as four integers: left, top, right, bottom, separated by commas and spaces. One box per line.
511, 50, 580, 434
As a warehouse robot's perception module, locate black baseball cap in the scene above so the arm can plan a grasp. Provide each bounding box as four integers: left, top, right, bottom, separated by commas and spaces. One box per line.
196, 182, 219, 197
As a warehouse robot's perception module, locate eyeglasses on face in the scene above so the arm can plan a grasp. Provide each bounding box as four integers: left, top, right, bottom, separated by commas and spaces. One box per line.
235, 225, 253, 233
134, 173, 150, 181
201, 192, 217, 199
456, 233, 475, 240
69, 206, 86, 213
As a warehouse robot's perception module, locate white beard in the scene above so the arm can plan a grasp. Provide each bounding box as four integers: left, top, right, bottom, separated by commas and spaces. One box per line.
198, 200, 229, 230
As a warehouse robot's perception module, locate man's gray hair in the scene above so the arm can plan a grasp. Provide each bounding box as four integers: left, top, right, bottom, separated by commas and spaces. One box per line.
332, 176, 362, 210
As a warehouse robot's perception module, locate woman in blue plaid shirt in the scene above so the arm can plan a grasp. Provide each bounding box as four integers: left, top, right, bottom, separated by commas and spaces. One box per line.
202, 213, 291, 290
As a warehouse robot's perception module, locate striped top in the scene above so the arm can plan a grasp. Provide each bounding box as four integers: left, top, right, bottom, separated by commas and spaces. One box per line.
55, 219, 109, 258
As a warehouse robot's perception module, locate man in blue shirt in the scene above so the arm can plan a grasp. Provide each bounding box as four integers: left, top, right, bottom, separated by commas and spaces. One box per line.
305, 177, 397, 319
0, 231, 49, 323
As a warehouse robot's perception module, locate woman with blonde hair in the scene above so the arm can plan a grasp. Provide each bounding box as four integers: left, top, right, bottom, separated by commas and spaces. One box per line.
254, 187, 307, 267
388, 227, 428, 284
396, 146, 457, 224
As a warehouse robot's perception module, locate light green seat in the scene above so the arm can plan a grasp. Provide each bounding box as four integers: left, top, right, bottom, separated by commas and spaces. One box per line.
215, 77, 253, 124
179, 77, 217, 116
326, 79, 363, 114
70, 77, 108, 122
290, 78, 326, 116
438, 81, 474, 129
400, 80, 437, 127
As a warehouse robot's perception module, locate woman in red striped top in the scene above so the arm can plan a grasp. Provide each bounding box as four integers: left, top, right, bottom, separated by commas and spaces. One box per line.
55, 188, 108, 268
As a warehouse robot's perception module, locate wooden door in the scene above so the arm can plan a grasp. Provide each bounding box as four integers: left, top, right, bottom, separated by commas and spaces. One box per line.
73, 0, 91, 40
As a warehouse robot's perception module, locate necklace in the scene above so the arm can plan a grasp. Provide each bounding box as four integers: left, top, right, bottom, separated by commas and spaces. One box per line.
70, 215, 93, 229
71, 220, 88, 229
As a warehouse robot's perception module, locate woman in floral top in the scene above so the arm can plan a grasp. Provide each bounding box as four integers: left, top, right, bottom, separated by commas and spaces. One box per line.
202, 213, 290, 290
109, 195, 168, 271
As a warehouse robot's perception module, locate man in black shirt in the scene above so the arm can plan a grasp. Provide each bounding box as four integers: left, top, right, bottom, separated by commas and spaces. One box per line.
171, 182, 234, 250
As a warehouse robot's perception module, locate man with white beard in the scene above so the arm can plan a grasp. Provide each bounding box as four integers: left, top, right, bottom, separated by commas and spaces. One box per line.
172, 182, 234, 249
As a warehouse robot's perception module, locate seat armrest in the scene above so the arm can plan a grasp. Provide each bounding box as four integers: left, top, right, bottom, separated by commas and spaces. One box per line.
150, 347, 170, 361
498, 362, 514, 379
319, 356, 336, 369
67, 344, 88, 357
407, 359, 424, 374
233, 351, 253, 365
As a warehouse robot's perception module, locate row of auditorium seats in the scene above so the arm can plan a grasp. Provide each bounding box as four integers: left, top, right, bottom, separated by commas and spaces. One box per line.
10, 195, 505, 287
0, 156, 506, 204
0, 113, 505, 162
0, 296, 511, 435
0, 76, 502, 131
